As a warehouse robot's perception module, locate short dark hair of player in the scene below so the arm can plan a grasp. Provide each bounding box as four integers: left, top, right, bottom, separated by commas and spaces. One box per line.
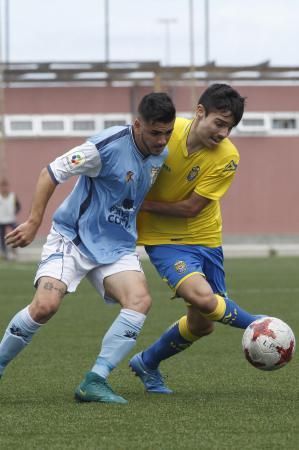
198, 84, 245, 127
138, 92, 176, 124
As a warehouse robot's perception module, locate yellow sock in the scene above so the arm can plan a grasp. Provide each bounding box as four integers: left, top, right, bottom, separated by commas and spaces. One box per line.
200, 294, 226, 321
178, 316, 201, 342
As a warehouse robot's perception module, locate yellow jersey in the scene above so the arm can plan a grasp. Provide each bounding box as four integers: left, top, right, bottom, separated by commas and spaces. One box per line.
137, 117, 239, 247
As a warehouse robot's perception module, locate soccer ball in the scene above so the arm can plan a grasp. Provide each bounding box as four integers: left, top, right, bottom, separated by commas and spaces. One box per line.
242, 317, 296, 371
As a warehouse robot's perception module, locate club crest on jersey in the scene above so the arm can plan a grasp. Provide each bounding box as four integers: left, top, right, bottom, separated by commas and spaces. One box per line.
126, 171, 134, 182
187, 166, 200, 181
174, 260, 187, 273
223, 160, 238, 172
150, 166, 161, 185
66, 151, 86, 170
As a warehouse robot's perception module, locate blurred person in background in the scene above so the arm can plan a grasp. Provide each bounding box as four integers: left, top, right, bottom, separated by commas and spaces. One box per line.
0, 178, 21, 260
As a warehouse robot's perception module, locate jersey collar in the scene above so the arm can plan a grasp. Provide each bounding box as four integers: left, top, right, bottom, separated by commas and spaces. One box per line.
130, 126, 148, 160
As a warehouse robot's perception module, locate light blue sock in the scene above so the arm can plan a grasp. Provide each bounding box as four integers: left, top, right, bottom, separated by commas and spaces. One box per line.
0, 306, 42, 374
91, 308, 146, 379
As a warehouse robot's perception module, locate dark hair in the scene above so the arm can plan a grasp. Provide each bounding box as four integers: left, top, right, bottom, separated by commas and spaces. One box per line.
198, 84, 245, 127
138, 92, 176, 124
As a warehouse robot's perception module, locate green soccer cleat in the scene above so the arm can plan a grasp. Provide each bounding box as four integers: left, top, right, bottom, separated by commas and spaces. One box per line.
74, 371, 128, 404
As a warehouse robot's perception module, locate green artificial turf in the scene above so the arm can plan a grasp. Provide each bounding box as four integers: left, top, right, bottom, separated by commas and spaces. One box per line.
0, 257, 298, 449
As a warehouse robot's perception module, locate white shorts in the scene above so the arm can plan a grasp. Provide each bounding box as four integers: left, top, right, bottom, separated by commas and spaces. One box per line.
34, 227, 143, 303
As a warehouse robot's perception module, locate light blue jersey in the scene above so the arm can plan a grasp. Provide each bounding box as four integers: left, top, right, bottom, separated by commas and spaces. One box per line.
48, 126, 167, 264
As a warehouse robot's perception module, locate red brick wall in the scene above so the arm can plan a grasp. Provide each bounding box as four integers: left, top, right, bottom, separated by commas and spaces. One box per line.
5, 134, 299, 237
3, 83, 299, 237
222, 136, 299, 234
6, 86, 132, 114
5, 138, 79, 236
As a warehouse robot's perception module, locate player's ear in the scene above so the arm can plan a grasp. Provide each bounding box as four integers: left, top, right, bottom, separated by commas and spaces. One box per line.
133, 118, 141, 131
196, 104, 206, 119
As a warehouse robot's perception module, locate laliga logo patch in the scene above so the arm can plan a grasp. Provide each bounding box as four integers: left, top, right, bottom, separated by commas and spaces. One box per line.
187, 166, 200, 181
174, 260, 187, 273
66, 151, 86, 170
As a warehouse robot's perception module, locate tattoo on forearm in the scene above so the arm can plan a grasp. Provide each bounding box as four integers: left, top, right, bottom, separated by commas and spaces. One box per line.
43, 281, 65, 297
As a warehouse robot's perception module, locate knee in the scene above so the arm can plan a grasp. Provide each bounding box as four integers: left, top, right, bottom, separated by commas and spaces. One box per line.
29, 297, 60, 324
187, 289, 216, 314
123, 291, 152, 315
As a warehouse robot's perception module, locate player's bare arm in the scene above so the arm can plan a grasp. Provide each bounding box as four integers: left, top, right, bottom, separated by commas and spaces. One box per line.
141, 191, 211, 218
5, 168, 57, 248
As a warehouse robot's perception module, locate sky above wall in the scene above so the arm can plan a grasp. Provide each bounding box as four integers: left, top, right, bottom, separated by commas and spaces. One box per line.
1, 0, 298, 66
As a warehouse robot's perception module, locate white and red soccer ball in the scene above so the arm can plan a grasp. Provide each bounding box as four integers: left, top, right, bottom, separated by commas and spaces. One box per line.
242, 317, 296, 371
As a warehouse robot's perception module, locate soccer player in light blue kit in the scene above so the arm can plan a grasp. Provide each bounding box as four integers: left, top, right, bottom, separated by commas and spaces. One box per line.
2, 92, 176, 404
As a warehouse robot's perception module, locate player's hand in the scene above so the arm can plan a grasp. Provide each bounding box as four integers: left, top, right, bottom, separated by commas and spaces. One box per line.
5, 221, 39, 248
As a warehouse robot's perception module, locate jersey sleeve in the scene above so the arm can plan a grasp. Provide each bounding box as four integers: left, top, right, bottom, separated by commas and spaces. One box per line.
47, 141, 102, 184
194, 155, 239, 201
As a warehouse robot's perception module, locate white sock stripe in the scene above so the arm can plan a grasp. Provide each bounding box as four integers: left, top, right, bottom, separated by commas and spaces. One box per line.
120, 308, 146, 327
21, 306, 42, 329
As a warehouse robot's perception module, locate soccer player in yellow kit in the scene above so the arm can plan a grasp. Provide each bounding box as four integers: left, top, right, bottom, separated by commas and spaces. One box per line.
130, 84, 262, 393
